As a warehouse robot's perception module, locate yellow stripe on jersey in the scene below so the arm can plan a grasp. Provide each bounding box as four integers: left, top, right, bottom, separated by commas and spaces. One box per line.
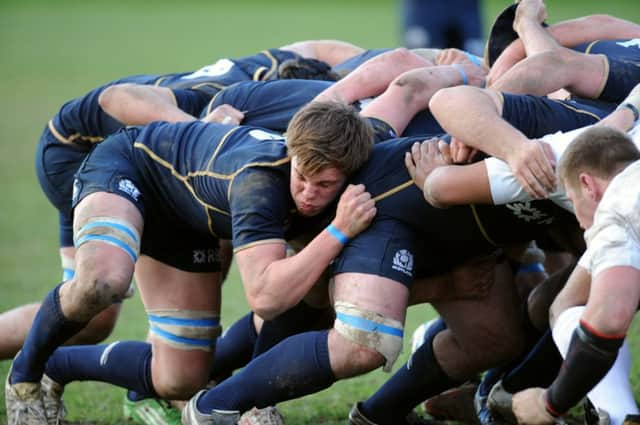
48, 120, 104, 145
469, 204, 497, 247
372, 180, 415, 202
549, 99, 602, 121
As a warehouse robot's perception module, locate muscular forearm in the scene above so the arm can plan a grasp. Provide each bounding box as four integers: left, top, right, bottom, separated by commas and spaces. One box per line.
99, 84, 195, 125
315, 48, 432, 103
239, 231, 345, 320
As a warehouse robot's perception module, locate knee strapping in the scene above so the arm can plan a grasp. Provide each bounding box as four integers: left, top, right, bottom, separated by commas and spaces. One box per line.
148, 309, 221, 351
334, 301, 404, 372
74, 216, 140, 263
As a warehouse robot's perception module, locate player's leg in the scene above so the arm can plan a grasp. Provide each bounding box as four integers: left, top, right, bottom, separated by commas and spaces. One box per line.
182, 273, 408, 424
491, 49, 608, 99
6, 192, 141, 425
553, 306, 639, 425
134, 255, 222, 399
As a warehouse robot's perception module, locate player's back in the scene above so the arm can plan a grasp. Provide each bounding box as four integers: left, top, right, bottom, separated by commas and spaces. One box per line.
131, 121, 291, 238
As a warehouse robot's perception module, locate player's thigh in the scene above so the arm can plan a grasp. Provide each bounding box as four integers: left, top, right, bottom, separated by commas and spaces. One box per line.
432, 260, 523, 363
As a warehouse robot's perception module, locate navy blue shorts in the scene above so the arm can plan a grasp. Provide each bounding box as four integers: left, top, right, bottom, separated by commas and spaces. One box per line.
35, 125, 88, 247
72, 129, 221, 272
501, 93, 614, 138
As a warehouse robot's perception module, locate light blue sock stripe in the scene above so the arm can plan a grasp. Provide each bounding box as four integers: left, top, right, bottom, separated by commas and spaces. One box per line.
75, 235, 137, 263
149, 325, 213, 347
148, 315, 219, 327
62, 268, 75, 281
79, 221, 139, 244
464, 52, 483, 68
336, 312, 403, 337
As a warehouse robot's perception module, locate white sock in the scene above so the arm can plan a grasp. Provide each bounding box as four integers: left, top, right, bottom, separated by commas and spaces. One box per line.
552, 306, 639, 425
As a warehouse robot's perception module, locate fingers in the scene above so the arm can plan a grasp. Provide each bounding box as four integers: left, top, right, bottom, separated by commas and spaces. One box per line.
205, 104, 245, 125
518, 169, 549, 199
532, 141, 556, 191
450, 138, 473, 163
438, 140, 452, 164
405, 152, 417, 181
335, 185, 377, 238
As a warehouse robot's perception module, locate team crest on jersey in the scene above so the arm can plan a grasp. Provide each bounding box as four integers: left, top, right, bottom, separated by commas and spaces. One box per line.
193, 248, 219, 264
505, 201, 553, 225
392, 249, 414, 276
118, 178, 141, 201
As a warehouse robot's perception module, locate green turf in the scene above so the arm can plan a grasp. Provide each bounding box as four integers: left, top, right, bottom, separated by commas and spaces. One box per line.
1, 1, 640, 423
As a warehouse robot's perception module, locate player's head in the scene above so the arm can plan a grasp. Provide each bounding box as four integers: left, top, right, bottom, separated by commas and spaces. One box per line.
278, 57, 341, 82
286, 101, 374, 216
559, 126, 639, 228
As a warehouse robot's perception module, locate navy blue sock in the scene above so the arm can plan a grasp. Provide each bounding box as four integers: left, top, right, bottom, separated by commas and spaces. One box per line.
361, 336, 460, 425
11, 284, 86, 384
209, 312, 258, 383
197, 330, 334, 412
501, 329, 562, 392
45, 341, 156, 398
422, 317, 447, 345
477, 367, 504, 398
252, 302, 333, 358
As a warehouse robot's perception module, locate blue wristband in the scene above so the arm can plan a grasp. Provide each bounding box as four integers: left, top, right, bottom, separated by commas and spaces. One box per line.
464, 52, 484, 68
453, 64, 468, 85
326, 224, 349, 245
518, 262, 546, 274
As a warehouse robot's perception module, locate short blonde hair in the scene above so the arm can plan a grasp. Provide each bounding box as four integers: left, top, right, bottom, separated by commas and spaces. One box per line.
558, 126, 639, 190
286, 101, 374, 176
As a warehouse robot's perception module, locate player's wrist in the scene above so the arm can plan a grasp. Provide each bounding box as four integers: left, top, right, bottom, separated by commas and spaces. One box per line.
617, 95, 640, 122
326, 223, 350, 244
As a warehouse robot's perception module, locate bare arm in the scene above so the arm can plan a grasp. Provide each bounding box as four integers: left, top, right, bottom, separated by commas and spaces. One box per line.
429, 86, 556, 197
99, 84, 195, 125
234, 184, 376, 319
598, 83, 640, 131
404, 139, 492, 207
314, 48, 433, 104
549, 265, 590, 327
279, 40, 365, 66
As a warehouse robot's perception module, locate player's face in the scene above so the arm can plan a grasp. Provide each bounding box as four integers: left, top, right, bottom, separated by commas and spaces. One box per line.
565, 180, 596, 229
290, 157, 346, 217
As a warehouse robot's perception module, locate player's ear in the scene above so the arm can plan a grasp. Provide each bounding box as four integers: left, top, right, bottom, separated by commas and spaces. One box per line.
578, 173, 598, 201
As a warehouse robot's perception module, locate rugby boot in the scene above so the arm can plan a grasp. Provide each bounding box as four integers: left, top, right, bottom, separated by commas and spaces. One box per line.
123, 395, 181, 425
423, 382, 480, 424
583, 399, 610, 425
41, 374, 67, 425
181, 390, 240, 425
5, 365, 48, 425
487, 380, 516, 424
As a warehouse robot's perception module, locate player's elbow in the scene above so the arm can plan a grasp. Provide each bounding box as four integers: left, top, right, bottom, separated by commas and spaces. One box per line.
246, 291, 284, 321
98, 84, 133, 114
429, 86, 464, 122
423, 168, 454, 208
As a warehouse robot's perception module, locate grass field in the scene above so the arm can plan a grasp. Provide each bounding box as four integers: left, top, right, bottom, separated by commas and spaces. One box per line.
1, 1, 640, 424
